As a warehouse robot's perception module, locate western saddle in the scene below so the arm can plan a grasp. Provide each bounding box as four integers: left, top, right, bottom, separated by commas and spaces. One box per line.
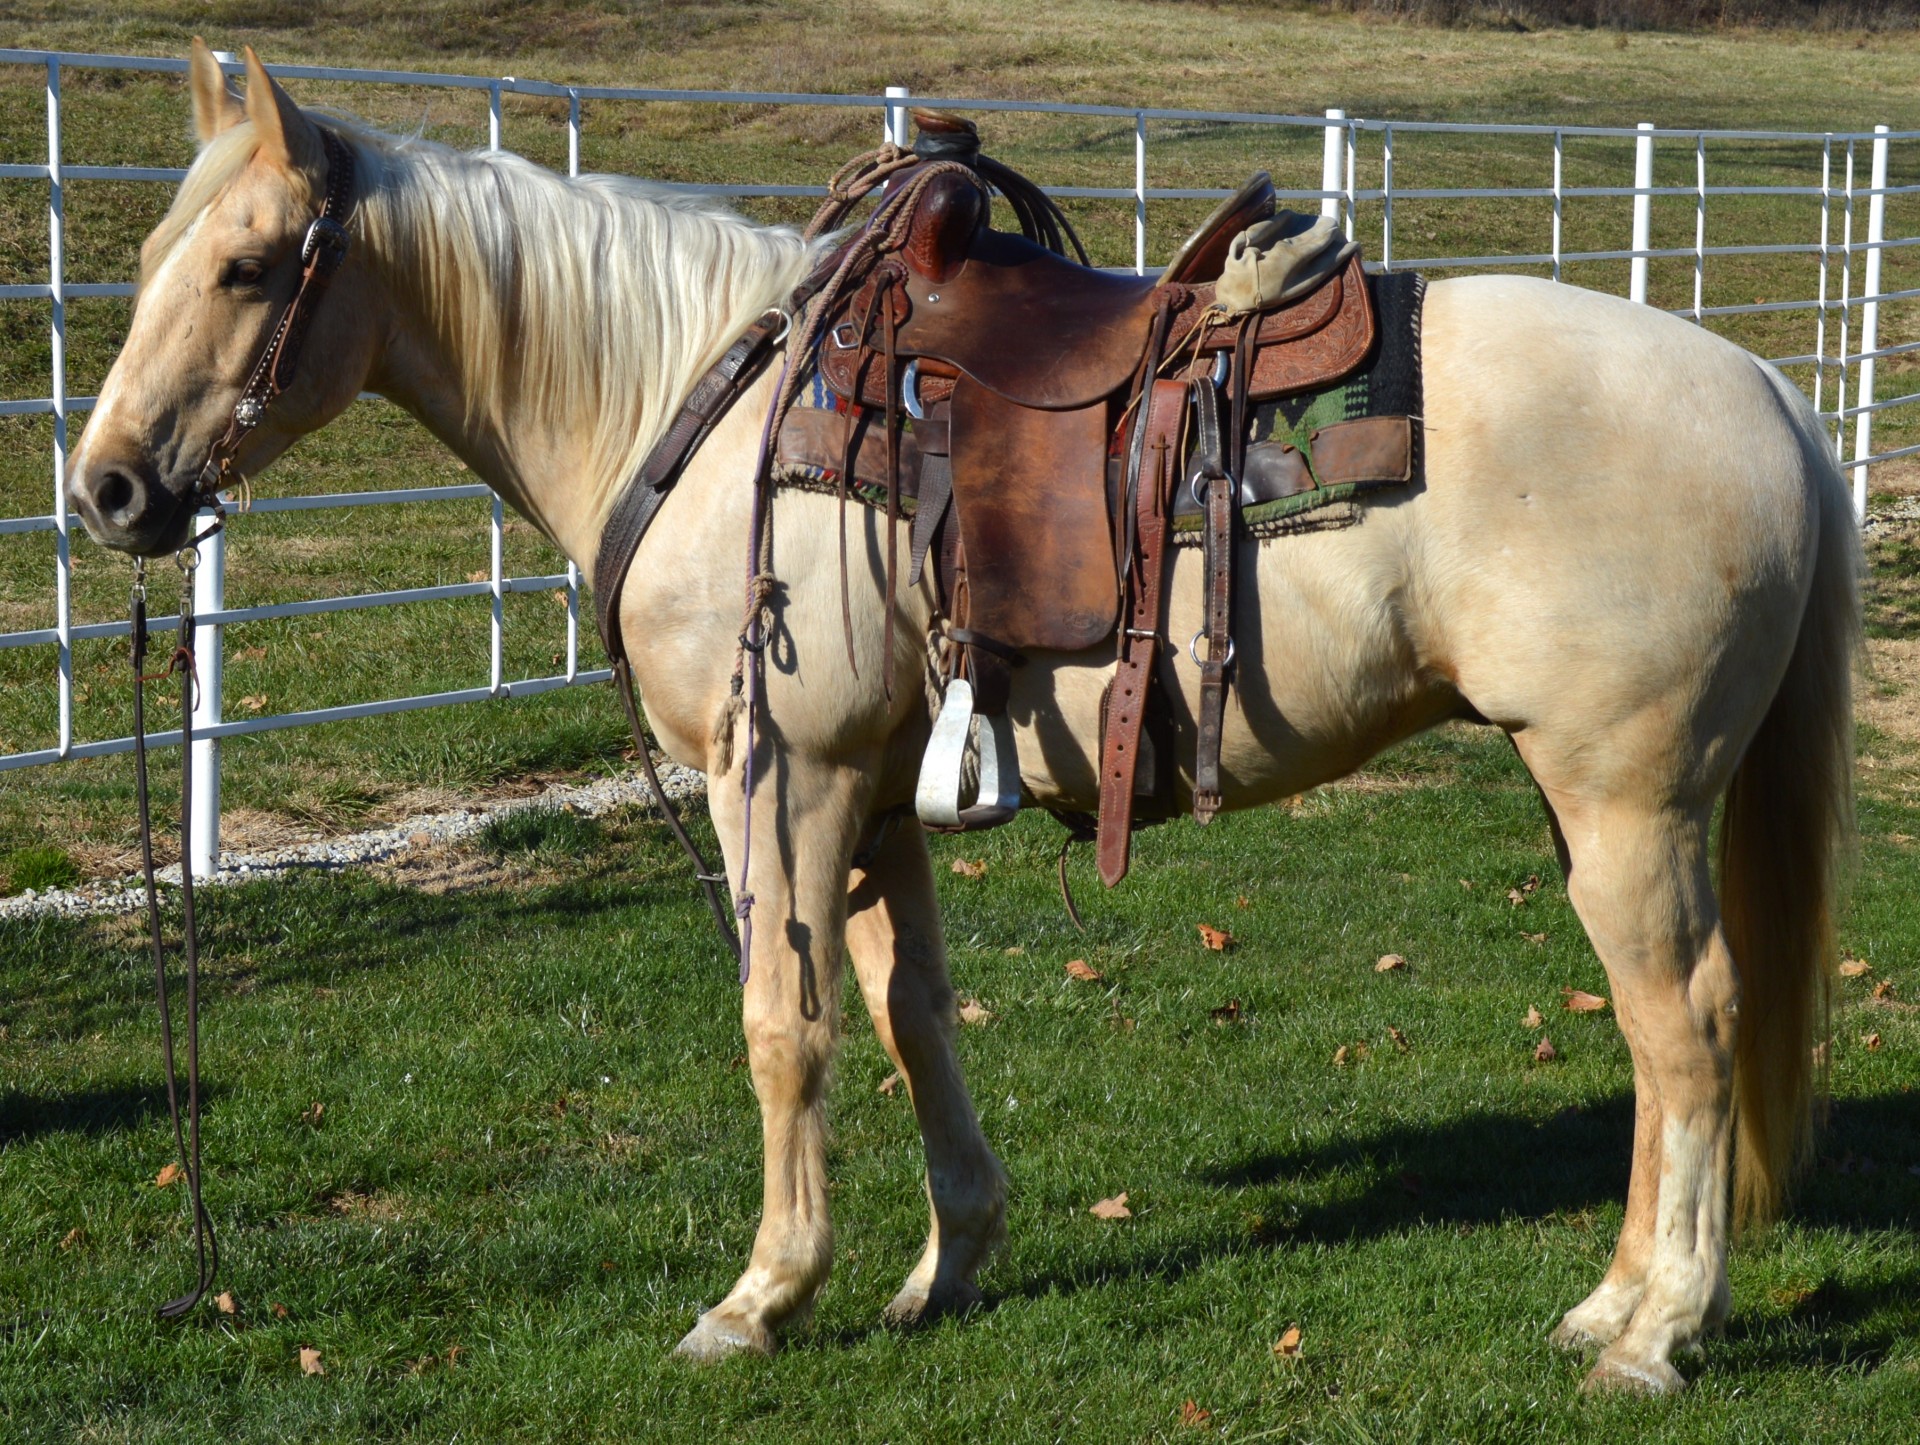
595, 111, 1413, 903
785, 113, 1407, 884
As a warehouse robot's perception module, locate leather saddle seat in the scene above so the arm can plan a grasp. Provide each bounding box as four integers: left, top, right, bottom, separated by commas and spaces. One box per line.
808, 162, 1380, 660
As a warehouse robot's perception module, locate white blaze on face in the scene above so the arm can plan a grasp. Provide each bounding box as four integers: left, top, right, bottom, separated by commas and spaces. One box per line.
84, 214, 203, 452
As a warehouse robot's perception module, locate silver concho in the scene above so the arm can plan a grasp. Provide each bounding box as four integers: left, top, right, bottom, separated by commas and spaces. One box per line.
233, 397, 266, 429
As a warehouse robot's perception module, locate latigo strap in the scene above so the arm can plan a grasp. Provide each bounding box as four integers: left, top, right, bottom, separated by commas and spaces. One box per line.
1096, 373, 1187, 887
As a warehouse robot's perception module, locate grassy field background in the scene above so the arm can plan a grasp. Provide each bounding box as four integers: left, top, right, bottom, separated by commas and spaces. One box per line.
2, 9, 1919, 1439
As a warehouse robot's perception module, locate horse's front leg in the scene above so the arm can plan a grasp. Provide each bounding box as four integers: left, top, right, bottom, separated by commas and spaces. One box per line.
673, 752, 872, 1361
845, 822, 1007, 1326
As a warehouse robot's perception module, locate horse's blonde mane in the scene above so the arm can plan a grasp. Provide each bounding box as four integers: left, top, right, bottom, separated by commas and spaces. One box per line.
150, 115, 821, 500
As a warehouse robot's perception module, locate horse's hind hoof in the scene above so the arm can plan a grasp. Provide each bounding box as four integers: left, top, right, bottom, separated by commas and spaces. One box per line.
883, 1278, 982, 1329
673, 1310, 777, 1363
1581, 1353, 1687, 1396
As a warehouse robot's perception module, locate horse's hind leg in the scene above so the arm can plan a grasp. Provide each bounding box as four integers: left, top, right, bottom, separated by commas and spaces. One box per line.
673, 757, 870, 1362
845, 824, 1007, 1325
1535, 786, 1737, 1393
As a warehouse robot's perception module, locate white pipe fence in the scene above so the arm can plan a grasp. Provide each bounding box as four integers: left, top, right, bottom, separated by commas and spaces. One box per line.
0, 47, 1913, 877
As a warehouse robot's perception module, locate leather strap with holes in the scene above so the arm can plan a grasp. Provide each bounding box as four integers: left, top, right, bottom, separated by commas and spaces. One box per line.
1096, 375, 1186, 887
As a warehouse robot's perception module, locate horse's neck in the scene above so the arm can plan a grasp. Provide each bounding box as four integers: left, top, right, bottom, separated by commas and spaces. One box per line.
360, 159, 805, 577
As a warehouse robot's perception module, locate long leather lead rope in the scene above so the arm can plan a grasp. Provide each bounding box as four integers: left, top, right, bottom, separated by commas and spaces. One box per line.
132, 555, 219, 1318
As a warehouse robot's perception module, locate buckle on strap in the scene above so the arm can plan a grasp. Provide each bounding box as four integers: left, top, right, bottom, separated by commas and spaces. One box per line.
301, 214, 349, 271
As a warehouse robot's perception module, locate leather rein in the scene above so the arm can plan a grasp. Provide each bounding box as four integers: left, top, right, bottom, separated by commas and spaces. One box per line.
131, 128, 355, 1319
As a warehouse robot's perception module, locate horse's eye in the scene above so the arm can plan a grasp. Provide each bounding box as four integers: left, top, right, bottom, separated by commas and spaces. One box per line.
221, 258, 266, 288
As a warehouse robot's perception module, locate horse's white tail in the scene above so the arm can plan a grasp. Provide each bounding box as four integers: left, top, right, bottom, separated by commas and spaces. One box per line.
1722, 367, 1862, 1230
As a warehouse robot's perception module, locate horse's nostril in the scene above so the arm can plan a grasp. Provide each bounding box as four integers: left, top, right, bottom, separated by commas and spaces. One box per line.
95, 468, 137, 518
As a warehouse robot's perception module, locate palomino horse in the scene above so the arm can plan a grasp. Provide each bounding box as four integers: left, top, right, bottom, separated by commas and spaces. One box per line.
69, 46, 1857, 1394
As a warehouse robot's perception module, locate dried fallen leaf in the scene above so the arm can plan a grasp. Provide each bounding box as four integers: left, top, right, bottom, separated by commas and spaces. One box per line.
950, 857, 987, 879
1535, 1036, 1558, 1062
1863, 1032, 1884, 1052
1522, 931, 1547, 946
299, 1347, 325, 1376
1197, 923, 1235, 951
1273, 1324, 1304, 1358
1235, 895, 1252, 909
270, 1302, 290, 1319
1375, 953, 1407, 973
155, 1162, 183, 1189
1332, 1044, 1350, 1066
299, 1101, 325, 1127
1209, 998, 1242, 1025
465, 569, 489, 583
1872, 979, 1897, 1001
215, 1291, 238, 1316
238, 694, 268, 713
1065, 958, 1104, 982
58, 1226, 84, 1251
1003, 945, 1025, 956
1840, 958, 1873, 978
1089, 1192, 1131, 1220
957, 998, 993, 1026
1507, 888, 1528, 907
1387, 1025, 1411, 1053
1523, 1006, 1544, 1029
877, 1071, 902, 1097
1459, 878, 1475, 890
1523, 874, 1541, 894
1563, 987, 1610, 1014
1179, 1399, 1212, 1428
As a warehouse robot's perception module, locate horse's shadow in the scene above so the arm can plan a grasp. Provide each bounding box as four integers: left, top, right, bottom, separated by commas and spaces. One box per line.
0, 1080, 188, 1146
994, 1090, 1919, 1313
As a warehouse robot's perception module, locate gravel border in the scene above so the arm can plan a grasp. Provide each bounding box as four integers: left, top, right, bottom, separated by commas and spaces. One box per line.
0, 761, 709, 923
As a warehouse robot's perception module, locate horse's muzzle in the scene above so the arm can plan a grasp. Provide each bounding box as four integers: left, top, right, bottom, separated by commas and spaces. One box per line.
67, 450, 195, 556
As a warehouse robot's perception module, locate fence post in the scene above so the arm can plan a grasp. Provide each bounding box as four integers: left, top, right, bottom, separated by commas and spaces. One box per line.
1629, 121, 1653, 304
1320, 108, 1345, 224
48, 56, 73, 760
1852, 124, 1889, 521
1134, 110, 1147, 276
885, 85, 910, 147
189, 514, 224, 878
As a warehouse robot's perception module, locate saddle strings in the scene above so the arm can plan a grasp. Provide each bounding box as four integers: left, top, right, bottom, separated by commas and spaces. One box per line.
722, 153, 993, 981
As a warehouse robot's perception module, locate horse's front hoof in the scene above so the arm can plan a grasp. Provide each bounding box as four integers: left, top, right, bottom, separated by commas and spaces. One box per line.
1581, 1352, 1687, 1396
882, 1277, 982, 1330
673, 1309, 777, 1363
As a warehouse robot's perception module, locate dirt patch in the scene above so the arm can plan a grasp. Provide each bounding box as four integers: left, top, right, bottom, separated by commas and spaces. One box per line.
323, 1188, 404, 1222
1871, 455, 1920, 499
1862, 636, 1920, 747
367, 844, 530, 896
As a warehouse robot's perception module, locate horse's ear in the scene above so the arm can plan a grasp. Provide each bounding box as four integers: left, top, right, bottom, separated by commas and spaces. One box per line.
188, 37, 244, 144
241, 46, 321, 175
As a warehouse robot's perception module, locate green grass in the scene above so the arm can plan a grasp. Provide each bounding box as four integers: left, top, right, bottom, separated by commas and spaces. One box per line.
0, 842, 79, 894
3, 4, 1920, 861
1, 726, 1917, 1441
477, 803, 605, 860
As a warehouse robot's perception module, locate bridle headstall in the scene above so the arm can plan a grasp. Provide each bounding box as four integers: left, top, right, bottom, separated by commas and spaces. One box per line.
131, 127, 355, 1319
